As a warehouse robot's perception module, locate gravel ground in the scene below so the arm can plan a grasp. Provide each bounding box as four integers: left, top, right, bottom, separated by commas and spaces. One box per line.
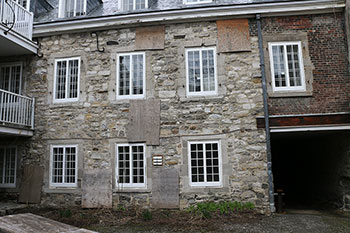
96, 210, 350, 233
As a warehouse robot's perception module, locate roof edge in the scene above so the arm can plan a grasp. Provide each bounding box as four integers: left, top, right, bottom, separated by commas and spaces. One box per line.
33, 0, 345, 37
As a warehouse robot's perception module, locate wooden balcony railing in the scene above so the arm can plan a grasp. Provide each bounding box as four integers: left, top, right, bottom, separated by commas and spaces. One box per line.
0, 0, 33, 40
0, 89, 34, 129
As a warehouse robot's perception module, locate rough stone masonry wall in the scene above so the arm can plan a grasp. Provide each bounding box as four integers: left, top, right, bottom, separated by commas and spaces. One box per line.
24, 20, 269, 211
262, 13, 350, 115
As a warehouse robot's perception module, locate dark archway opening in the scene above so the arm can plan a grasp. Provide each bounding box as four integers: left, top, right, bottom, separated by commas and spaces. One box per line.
271, 130, 350, 210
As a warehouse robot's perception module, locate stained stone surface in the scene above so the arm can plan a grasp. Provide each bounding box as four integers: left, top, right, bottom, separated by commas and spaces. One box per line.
152, 167, 179, 208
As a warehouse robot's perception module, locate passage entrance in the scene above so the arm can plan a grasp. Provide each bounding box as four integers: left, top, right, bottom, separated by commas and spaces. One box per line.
271, 131, 350, 210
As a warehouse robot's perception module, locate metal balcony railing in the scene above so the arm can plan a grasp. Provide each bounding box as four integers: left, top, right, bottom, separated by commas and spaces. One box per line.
0, 0, 33, 40
0, 89, 34, 129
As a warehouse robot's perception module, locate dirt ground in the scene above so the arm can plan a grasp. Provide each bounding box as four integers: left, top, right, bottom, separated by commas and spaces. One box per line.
12, 207, 350, 233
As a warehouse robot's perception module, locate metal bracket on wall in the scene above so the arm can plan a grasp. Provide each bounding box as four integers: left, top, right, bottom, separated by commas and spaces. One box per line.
91, 32, 105, 52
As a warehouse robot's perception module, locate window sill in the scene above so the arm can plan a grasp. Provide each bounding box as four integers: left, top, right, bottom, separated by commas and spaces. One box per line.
44, 187, 81, 194
113, 188, 151, 193
180, 95, 224, 102
269, 90, 312, 98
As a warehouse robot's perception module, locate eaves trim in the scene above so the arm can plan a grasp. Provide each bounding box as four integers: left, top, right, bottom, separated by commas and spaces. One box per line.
33, 0, 345, 37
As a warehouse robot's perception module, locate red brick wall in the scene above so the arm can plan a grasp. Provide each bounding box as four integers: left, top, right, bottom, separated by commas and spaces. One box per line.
260, 13, 350, 115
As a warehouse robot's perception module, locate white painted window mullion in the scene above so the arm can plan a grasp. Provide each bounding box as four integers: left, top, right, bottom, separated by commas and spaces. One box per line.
199, 49, 203, 94
203, 143, 207, 183
283, 45, 290, 88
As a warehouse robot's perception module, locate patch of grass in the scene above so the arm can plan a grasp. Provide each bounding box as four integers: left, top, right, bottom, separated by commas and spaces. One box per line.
59, 209, 72, 218
141, 209, 152, 221
187, 201, 255, 219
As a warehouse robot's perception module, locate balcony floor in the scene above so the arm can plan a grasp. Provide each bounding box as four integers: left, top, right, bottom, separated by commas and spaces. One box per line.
0, 125, 33, 136
0, 24, 37, 56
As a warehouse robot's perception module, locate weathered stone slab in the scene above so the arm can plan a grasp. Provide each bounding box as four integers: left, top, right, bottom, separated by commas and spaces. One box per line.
217, 19, 251, 53
135, 26, 165, 50
82, 170, 112, 208
18, 165, 44, 204
0, 213, 96, 233
127, 99, 160, 146
152, 167, 179, 208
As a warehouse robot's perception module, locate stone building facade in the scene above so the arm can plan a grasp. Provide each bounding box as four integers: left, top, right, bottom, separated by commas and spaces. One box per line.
1, 0, 349, 213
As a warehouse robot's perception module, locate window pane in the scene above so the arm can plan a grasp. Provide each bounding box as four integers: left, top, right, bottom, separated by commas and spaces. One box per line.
0, 148, 4, 184
65, 147, 76, 183
132, 54, 144, 95
272, 45, 286, 87
202, 49, 215, 92
132, 145, 144, 184
287, 44, 302, 87
118, 146, 130, 184
68, 59, 79, 98
119, 55, 130, 96
188, 51, 201, 93
75, 0, 85, 16
56, 61, 67, 99
206, 143, 219, 183
65, 0, 75, 17
0, 65, 21, 94
52, 147, 64, 183
190, 143, 204, 183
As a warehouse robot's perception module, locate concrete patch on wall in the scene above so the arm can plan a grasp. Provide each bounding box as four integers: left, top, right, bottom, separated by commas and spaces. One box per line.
82, 169, 112, 208
127, 99, 160, 145
217, 19, 251, 53
151, 167, 179, 208
135, 26, 165, 50
18, 165, 44, 204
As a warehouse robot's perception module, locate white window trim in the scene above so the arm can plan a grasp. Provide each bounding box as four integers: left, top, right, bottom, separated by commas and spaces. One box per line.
188, 140, 222, 187
116, 52, 146, 100
118, 0, 148, 11
49, 144, 78, 188
183, 0, 213, 5
53, 57, 80, 103
58, 0, 87, 18
185, 47, 218, 97
115, 143, 147, 188
0, 62, 23, 95
268, 41, 306, 92
0, 146, 17, 188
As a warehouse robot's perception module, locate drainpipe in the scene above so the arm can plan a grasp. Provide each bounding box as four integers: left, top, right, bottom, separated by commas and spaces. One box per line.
256, 14, 275, 213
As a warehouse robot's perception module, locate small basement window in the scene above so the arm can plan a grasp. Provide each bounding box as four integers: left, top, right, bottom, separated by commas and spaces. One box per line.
59, 0, 86, 18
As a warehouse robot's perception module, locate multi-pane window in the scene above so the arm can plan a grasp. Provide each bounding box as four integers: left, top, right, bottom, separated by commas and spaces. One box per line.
116, 144, 146, 188
121, 0, 147, 11
117, 52, 145, 99
59, 0, 86, 18
188, 141, 221, 186
0, 147, 17, 188
0, 63, 22, 94
184, 0, 212, 4
50, 145, 77, 187
186, 47, 217, 96
268, 42, 305, 91
13, 0, 30, 11
54, 57, 80, 102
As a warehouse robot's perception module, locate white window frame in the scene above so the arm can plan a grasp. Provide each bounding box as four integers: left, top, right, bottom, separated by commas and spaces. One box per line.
116, 52, 146, 100
0, 62, 23, 94
188, 141, 222, 187
53, 57, 80, 103
115, 143, 146, 188
268, 41, 306, 92
58, 0, 87, 18
0, 146, 17, 188
118, 0, 148, 11
49, 144, 78, 188
183, 0, 213, 5
185, 47, 218, 97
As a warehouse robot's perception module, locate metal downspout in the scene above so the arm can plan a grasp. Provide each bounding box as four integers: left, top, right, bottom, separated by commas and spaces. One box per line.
256, 14, 276, 213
